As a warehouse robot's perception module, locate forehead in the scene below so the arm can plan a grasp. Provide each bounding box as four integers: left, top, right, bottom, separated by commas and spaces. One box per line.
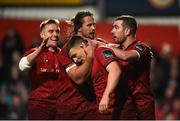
113, 20, 123, 27
69, 47, 79, 56
82, 16, 95, 24
44, 23, 59, 29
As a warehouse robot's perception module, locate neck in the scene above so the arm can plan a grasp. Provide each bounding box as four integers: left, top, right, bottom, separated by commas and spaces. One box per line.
121, 36, 136, 50
76, 32, 83, 38
48, 46, 57, 52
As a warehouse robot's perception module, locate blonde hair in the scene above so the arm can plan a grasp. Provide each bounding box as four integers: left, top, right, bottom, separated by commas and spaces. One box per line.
40, 18, 60, 31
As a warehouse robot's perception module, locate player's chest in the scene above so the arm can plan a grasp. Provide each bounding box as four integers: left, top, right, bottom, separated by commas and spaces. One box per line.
91, 59, 107, 81
36, 52, 61, 73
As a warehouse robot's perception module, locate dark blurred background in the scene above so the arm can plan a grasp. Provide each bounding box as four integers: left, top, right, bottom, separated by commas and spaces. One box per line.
0, 0, 179, 119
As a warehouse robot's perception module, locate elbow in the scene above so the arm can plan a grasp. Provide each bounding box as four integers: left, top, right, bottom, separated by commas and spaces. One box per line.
76, 80, 85, 85
69, 74, 86, 85
19, 57, 31, 71
73, 78, 86, 85
121, 55, 129, 61
67, 66, 89, 85
116, 53, 128, 61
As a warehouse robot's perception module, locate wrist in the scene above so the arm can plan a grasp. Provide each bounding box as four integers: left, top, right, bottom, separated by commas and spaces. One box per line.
86, 54, 94, 60
37, 45, 44, 52
103, 92, 111, 98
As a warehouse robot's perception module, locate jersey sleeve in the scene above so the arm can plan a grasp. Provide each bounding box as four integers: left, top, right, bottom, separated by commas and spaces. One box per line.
132, 42, 152, 60
95, 47, 118, 68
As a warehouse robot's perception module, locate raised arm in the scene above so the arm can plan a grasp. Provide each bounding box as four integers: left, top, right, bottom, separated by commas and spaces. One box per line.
66, 57, 93, 85
19, 38, 48, 71
66, 40, 97, 85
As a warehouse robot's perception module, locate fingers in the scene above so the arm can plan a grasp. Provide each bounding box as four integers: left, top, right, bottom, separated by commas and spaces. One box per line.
107, 43, 120, 48
81, 40, 98, 49
39, 37, 49, 49
88, 40, 96, 46
99, 104, 109, 114
44, 37, 50, 47
80, 40, 97, 58
96, 38, 108, 44
81, 42, 86, 50
43, 36, 49, 43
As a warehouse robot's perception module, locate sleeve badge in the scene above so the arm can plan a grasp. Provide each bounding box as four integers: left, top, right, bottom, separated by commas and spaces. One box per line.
135, 44, 145, 52
103, 50, 114, 59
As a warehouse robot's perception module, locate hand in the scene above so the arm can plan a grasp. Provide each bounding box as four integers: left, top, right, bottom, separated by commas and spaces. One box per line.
106, 43, 120, 48
99, 95, 110, 114
95, 38, 107, 47
81, 40, 98, 59
96, 38, 108, 43
39, 37, 49, 50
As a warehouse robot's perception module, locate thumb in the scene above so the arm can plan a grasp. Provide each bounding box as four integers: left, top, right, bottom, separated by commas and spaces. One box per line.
81, 42, 86, 49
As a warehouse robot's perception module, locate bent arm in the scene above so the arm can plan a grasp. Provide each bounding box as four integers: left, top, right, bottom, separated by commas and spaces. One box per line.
18, 47, 42, 71
66, 40, 96, 85
19, 38, 47, 71
111, 47, 140, 62
66, 56, 93, 85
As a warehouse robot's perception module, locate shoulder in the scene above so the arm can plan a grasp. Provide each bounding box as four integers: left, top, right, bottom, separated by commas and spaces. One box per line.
136, 41, 150, 49
133, 41, 152, 60
96, 47, 115, 58
132, 41, 151, 53
60, 44, 69, 57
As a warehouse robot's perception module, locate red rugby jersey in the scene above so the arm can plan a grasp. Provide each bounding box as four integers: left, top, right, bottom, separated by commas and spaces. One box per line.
118, 41, 155, 119
24, 48, 63, 100
91, 47, 118, 111
56, 47, 96, 114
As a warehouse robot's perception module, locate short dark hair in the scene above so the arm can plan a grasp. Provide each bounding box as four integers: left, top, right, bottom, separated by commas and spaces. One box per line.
115, 15, 137, 36
40, 18, 60, 31
73, 11, 93, 34
66, 35, 88, 56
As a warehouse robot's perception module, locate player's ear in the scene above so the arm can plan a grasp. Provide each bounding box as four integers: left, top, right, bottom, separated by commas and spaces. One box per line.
125, 27, 130, 36
78, 27, 82, 33
40, 32, 45, 38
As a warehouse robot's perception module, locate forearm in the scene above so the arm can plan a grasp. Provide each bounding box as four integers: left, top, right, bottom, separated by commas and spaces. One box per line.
67, 57, 93, 85
111, 47, 139, 61
111, 47, 128, 60
103, 68, 121, 97
19, 47, 43, 71
26, 47, 43, 64
99, 63, 121, 113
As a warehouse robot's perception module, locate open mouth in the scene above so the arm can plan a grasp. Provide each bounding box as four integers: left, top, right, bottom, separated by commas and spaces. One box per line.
90, 31, 95, 35
50, 36, 59, 41
113, 36, 117, 40
76, 61, 83, 66
53, 39, 58, 41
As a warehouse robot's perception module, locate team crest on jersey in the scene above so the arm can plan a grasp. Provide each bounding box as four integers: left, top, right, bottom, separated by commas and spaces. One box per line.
103, 50, 114, 59
135, 44, 145, 52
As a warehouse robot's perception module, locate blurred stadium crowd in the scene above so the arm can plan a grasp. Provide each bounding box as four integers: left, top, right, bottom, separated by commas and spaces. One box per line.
0, 0, 179, 119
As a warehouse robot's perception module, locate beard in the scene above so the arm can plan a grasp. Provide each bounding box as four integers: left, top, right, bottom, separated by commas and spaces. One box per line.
83, 31, 95, 39
86, 34, 95, 39
116, 36, 126, 44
